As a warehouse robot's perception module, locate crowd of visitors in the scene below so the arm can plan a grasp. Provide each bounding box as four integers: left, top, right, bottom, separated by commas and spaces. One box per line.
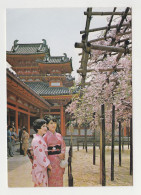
7, 122, 29, 157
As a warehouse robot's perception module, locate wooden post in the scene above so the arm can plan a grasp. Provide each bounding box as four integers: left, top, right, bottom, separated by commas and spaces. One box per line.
127, 126, 130, 149
69, 144, 72, 158
93, 129, 96, 165
85, 126, 88, 153
119, 121, 121, 166
101, 104, 106, 186
130, 117, 133, 175
122, 126, 124, 151
77, 139, 79, 151
68, 174, 73, 187
68, 151, 73, 187
111, 105, 115, 181
100, 126, 102, 184
68, 156, 72, 176
79, 7, 92, 91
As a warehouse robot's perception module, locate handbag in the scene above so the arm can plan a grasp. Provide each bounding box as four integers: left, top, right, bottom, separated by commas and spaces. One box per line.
60, 159, 68, 168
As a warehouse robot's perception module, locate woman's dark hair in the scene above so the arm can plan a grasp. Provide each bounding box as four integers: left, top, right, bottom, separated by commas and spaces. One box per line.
44, 115, 57, 124
33, 119, 46, 133
8, 125, 12, 130
22, 127, 27, 131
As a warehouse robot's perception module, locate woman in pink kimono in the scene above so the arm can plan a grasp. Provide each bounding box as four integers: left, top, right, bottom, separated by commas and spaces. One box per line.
43, 115, 66, 187
31, 119, 52, 187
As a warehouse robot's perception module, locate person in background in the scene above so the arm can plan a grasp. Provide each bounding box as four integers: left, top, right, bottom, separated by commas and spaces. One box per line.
21, 127, 29, 156
11, 127, 18, 155
19, 127, 24, 155
7, 125, 14, 157
43, 115, 66, 187
31, 119, 52, 187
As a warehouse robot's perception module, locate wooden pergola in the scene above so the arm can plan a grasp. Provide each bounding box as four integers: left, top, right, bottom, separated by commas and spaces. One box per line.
75, 7, 131, 88
74, 7, 132, 186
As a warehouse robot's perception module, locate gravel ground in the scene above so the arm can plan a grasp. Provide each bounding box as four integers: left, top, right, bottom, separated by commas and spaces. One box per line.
63, 146, 133, 187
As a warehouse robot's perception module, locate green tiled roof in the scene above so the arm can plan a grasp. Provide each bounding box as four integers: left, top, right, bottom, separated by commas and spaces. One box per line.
37, 53, 71, 64
7, 39, 50, 55
24, 82, 72, 96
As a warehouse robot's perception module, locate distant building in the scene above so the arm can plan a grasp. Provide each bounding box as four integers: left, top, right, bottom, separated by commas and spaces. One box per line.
7, 39, 77, 136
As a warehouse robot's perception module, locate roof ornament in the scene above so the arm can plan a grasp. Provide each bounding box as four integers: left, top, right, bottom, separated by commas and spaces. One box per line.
62, 53, 69, 61
42, 39, 49, 51
14, 39, 19, 46
63, 53, 67, 59
12, 40, 19, 52
42, 39, 47, 46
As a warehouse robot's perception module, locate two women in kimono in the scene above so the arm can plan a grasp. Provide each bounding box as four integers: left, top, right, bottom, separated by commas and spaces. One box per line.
31, 116, 66, 187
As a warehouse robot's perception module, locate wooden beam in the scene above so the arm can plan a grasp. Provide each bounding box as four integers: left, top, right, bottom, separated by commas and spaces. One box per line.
80, 23, 130, 34
89, 31, 131, 43
99, 67, 124, 72
42, 95, 73, 99
43, 112, 60, 115
75, 42, 132, 54
84, 11, 131, 16
7, 104, 36, 116
77, 68, 95, 74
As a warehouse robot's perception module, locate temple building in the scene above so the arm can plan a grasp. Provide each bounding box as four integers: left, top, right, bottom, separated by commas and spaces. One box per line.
7, 39, 77, 136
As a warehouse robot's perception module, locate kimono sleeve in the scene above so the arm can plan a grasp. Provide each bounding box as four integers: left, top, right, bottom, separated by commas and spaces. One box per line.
32, 140, 50, 168
43, 133, 47, 144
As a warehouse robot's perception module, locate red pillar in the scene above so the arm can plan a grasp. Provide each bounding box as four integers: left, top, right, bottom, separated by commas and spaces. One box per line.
60, 105, 65, 136
8, 109, 11, 126
28, 109, 30, 135
124, 125, 126, 136
63, 108, 66, 136
40, 109, 43, 118
19, 114, 22, 129
15, 105, 18, 135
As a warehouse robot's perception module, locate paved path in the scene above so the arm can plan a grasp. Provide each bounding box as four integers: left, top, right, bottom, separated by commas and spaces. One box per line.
8, 145, 69, 187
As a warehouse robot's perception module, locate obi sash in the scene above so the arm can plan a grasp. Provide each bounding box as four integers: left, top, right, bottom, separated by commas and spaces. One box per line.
48, 145, 61, 155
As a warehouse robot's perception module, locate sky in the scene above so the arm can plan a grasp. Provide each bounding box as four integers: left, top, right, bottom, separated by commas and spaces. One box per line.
6, 7, 114, 81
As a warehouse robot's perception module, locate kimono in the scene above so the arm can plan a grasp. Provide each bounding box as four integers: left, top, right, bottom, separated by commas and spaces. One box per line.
43, 130, 66, 187
31, 134, 50, 187
21, 131, 29, 155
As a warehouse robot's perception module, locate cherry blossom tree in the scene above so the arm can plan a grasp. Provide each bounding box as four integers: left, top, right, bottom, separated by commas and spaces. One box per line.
66, 11, 132, 140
